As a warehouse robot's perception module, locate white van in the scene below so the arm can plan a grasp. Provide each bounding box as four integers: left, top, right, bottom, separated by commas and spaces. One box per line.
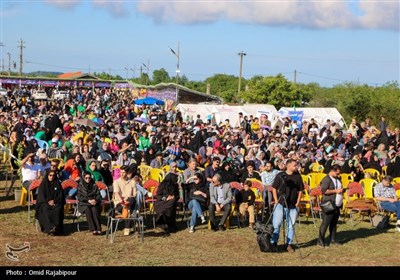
53, 90, 69, 100
0, 88, 7, 97
32, 90, 48, 100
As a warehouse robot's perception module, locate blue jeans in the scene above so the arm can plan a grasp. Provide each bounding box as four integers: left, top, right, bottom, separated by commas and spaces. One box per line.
63, 187, 77, 198
380, 201, 400, 219
134, 184, 148, 212
272, 203, 299, 245
188, 199, 205, 227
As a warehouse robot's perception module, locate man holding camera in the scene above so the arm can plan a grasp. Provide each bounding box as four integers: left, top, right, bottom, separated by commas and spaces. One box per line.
271, 159, 304, 253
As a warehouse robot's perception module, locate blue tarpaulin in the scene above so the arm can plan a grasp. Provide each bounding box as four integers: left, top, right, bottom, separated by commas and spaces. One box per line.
134, 97, 164, 105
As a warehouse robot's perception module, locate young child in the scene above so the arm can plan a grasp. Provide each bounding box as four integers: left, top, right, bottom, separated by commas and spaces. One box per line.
239, 180, 256, 228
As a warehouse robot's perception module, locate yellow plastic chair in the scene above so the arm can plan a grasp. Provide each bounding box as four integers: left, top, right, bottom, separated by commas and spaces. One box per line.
161, 165, 170, 173
360, 178, 378, 201
310, 163, 324, 173
149, 168, 165, 182
308, 173, 327, 189
248, 180, 265, 220
138, 164, 152, 181
392, 177, 400, 184
381, 166, 387, 179
339, 173, 354, 189
301, 174, 311, 187
363, 168, 380, 180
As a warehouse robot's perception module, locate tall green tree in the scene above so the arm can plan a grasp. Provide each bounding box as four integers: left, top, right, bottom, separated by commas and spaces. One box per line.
152, 68, 171, 84
241, 74, 311, 109
204, 74, 240, 103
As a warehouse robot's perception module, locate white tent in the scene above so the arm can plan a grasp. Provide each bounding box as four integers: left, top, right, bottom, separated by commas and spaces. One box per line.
176, 104, 277, 127
276, 107, 347, 129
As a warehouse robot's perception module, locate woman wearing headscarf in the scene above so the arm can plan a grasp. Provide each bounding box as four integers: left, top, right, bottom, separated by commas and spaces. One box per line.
363, 153, 382, 174
77, 171, 102, 235
154, 172, 180, 233
36, 170, 65, 235
86, 160, 104, 182
220, 161, 238, 183
186, 173, 208, 233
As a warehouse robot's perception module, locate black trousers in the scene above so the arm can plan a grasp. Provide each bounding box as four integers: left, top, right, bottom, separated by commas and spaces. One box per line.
85, 204, 101, 232
319, 207, 340, 243
209, 203, 231, 228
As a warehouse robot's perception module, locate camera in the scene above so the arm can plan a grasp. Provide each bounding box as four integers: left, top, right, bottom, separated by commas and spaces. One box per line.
279, 172, 288, 182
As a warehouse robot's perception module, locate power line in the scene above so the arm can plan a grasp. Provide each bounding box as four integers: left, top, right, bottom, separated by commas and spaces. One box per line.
24, 60, 126, 72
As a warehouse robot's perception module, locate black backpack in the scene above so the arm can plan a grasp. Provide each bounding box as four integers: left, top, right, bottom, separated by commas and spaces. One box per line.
255, 222, 276, 253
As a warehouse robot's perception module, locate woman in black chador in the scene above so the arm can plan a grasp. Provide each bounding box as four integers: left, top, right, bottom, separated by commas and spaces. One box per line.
154, 172, 180, 232
36, 170, 65, 235
77, 171, 102, 235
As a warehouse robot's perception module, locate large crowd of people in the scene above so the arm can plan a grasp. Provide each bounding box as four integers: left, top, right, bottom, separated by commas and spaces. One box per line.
1, 86, 399, 250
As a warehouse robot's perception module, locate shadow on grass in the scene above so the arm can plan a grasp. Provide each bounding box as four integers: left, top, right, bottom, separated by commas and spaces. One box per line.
0, 205, 24, 214
0, 194, 16, 202
297, 226, 390, 249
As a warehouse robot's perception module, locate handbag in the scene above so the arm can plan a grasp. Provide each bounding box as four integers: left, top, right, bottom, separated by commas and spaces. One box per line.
372, 214, 389, 229
320, 200, 336, 214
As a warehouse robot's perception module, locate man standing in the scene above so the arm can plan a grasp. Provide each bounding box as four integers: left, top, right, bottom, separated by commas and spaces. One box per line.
271, 159, 303, 253
318, 164, 343, 247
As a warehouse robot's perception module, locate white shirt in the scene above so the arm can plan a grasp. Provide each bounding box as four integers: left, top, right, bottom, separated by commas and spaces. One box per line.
329, 175, 343, 207
21, 162, 41, 182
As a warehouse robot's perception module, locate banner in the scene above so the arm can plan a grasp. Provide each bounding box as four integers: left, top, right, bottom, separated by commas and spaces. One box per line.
288, 110, 304, 129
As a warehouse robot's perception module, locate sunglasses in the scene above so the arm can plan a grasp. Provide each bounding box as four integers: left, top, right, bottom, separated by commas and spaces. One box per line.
48, 174, 55, 177
84, 176, 91, 180
51, 164, 58, 167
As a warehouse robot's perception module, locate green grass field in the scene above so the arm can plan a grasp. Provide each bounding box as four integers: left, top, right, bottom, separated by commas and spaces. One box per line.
1, 187, 399, 267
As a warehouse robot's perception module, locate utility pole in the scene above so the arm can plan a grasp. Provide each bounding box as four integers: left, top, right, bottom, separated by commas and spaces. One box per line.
0, 42, 4, 74
7, 52, 11, 76
18, 39, 25, 76
140, 66, 143, 80
124, 67, 129, 80
142, 60, 150, 85
238, 51, 246, 95
294, 69, 297, 85
130, 66, 135, 79
169, 42, 180, 102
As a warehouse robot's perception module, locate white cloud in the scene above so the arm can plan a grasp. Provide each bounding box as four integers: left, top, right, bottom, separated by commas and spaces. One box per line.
92, 1, 129, 17
43, 0, 80, 10
135, 0, 399, 30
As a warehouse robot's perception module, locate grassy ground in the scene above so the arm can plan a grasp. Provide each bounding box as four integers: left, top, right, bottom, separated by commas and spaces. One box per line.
1, 184, 399, 267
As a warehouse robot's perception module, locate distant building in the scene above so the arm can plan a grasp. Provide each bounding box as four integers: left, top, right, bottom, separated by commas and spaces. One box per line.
0, 73, 221, 104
